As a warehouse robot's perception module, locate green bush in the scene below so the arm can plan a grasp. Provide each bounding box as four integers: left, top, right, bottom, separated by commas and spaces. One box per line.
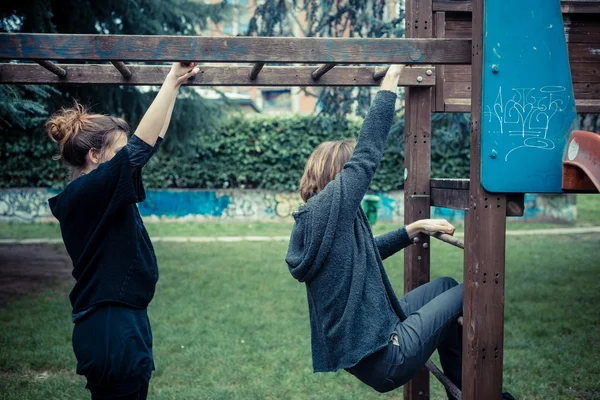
0, 113, 470, 191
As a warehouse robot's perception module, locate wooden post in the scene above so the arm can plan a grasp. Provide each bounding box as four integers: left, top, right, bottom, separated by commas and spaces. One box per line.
249, 62, 265, 80
404, 0, 433, 399
463, 0, 507, 399
311, 63, 336, 80
34, 60, 66, 77
434, 12, 446, 112
110, 61, 132, 79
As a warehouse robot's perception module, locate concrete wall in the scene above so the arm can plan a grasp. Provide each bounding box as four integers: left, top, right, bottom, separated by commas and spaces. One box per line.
0, 188, 576, 224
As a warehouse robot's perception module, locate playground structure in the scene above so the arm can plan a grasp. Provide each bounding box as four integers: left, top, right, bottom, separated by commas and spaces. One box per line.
1, 0, 599, 398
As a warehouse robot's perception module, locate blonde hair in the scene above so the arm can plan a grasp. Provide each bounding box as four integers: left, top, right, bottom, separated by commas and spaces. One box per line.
45, 102, 129, 177
299, 139, 356, 202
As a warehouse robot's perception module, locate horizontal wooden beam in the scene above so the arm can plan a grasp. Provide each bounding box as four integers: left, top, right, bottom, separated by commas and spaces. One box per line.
443, 98, 600, 113
0, 64, 436, 87
0, 34, 472, 64
432, 1, 472, 12
433, 0, 600, 13
430, 179, 525, 216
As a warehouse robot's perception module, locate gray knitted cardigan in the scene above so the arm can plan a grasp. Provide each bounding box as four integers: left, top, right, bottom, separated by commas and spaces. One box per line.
285, 90, 412, 372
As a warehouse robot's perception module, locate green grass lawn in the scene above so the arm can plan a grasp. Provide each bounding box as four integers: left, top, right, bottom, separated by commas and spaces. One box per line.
1, 231, 599, 399
1, 193, 598, 240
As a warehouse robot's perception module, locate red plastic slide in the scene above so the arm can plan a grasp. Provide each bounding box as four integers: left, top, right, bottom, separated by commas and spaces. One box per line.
562, 130, 600, 192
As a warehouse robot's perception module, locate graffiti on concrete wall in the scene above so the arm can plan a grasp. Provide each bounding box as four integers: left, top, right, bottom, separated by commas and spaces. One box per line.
0, 188, 577, 224
0, 189, 56, 222
522, 193, 576, 222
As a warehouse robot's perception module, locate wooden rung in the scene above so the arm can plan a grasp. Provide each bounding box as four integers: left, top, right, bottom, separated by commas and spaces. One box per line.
428, 232, 464, 249
249, 62, 265, 80
373, 67, 389, 80
311, 63, 336, 80
35, 60, 66, 77
110, 61, 132, 79
425, 360, 462, 400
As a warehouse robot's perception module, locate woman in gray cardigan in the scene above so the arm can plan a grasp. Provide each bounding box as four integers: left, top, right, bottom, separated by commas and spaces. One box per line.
285, 65, 463, 394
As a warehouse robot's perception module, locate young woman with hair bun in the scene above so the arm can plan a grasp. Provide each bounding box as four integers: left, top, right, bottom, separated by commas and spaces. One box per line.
47, 62, 199, 400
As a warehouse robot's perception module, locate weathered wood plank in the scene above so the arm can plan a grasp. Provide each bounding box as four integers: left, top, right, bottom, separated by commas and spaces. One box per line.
434, 11, 446, 112
573, 82, 600, 98
463, 0, 507, 399
576, 99, 600, 113
445, 98, 471, 112
444, 98, 600, 113
434, 0, 600, 13
405, 1, 434, 399
431, 187, 469, 210
431, 178, 470, 190
0, 34, 472, 64
446, 64, 599, 83
0, 64, 436, 87
567, 43, 600, 63
445, 81, 471, 98
561, 0, 600, 14
430, 180, 524, 216
446, 10, 600, 41
445, 65, 471, 82
433, 1, 472, 12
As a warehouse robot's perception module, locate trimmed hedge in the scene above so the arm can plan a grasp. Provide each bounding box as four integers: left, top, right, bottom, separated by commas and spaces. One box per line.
0, 113, 470, 191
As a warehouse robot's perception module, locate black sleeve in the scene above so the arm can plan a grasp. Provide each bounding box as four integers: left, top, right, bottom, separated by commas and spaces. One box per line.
375, 227, 412, 260
127, 135, 162, 168
83, 145, 146, 213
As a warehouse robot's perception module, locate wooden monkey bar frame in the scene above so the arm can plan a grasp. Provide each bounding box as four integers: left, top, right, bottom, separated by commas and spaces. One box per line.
1, 0, 598, 398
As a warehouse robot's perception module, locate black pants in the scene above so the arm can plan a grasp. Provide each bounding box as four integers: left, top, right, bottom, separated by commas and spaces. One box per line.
347, 277, 463, 396
90, 380, 148, 400
72, 304, 154, 400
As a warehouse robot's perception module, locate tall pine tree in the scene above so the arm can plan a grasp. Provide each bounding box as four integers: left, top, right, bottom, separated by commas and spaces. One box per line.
0, 0, 230, 154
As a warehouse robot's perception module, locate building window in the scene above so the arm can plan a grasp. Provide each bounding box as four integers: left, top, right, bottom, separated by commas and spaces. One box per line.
262, 89, 292, 113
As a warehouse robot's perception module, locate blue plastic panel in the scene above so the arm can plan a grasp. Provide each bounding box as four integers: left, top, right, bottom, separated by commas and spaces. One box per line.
481, 0, 577, 193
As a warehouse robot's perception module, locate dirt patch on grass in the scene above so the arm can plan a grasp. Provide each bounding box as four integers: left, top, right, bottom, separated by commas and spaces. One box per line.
0, 244, 72, 307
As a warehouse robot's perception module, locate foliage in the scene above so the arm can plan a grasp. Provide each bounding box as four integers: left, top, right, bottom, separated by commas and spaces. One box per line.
1, 112, 472, 190
247, 0, 405, 119
0, 0, 229, 154
0, 85, 60, 132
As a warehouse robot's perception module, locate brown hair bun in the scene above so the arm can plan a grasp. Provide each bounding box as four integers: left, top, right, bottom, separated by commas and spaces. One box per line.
45, 102, 89, 145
